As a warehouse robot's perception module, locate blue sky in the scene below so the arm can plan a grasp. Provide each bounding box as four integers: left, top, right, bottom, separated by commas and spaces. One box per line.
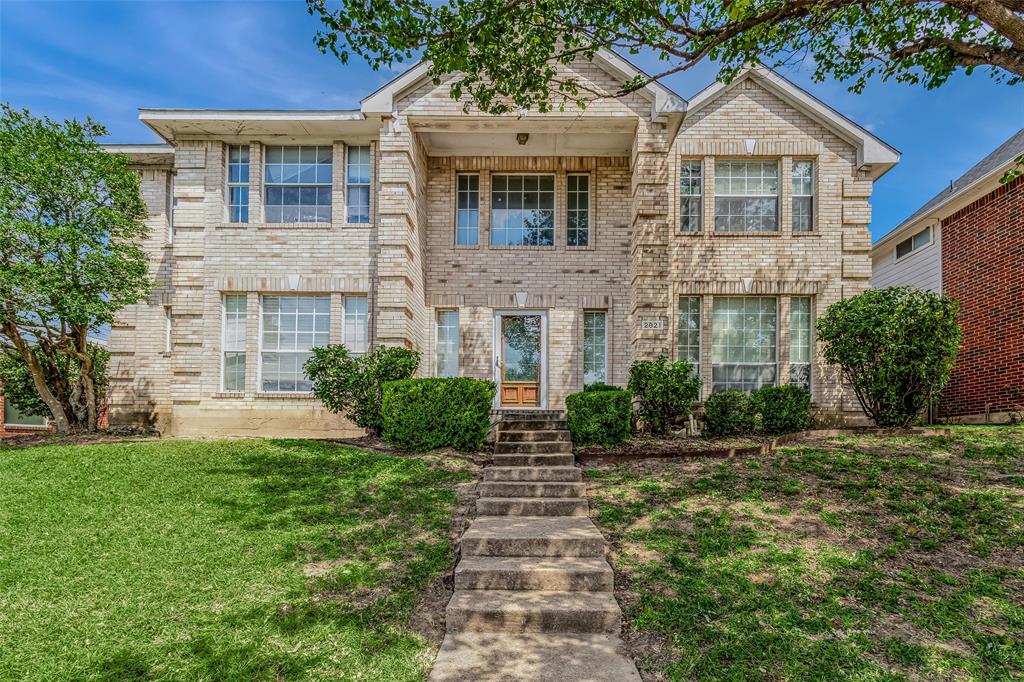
2, 1, 1022, 240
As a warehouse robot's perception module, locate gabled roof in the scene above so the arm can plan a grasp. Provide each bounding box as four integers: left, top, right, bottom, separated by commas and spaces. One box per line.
686, 65, 900, 178
874, 126, 1024, 248
361, 48, 687, 121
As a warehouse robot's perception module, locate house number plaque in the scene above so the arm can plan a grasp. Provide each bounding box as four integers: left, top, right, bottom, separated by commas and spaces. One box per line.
639, 319, 667, 331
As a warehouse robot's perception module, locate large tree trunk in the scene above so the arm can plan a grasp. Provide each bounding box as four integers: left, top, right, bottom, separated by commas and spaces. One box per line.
72, 325, 99, 430
2, 320, 72, 433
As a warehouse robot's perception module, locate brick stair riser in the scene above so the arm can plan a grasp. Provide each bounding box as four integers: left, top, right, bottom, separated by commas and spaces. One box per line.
476, 498, 589, 516
484, 466, 582, 482
497, 430, 571, 443
479, 482, 586, 498
494, 441, 573, 454
491, 453, 575, 467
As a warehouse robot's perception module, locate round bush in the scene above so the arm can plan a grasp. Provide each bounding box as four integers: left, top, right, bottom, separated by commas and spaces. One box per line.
566, 387, 631, 447
627, 357, 701, 435
381, 378, 496, 452
751, 385, 811, 435
703, 390, 756, 437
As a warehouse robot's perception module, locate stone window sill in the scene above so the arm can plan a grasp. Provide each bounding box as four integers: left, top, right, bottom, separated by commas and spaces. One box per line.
211, 392, 246, 399
254, 392, 316, 400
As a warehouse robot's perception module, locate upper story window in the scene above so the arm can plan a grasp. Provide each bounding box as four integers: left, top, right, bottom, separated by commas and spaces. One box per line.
792, 160, 814, 232
456, 174, 480, 246
491, 175, 554, 246
679, 160, 703, 232
715, 160, 779, 232
264, 146, 332, 224
346, 145, 371, 224
227, 144, 249, 224
566, 174, 590, 246
895, 226, 932, 260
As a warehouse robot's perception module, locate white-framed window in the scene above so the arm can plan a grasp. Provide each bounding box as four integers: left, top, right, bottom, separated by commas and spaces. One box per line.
346, 145, 371, 224
895, 226, 932, 260
344, 295, 369, 354
222, 294, 247, 392
259, 295, 330, 393
789, 296, 812, 391
456, 174, 479, 246
264, 145, 332, 223
792, 160, 814, 232
3, 397, 47, 428
714, 160, 779, 232
436, 310, 459, 377
677, 296, 701, 379
583, 311, 607, 385
164, 306, 172, 353
166, 172, 175, 243
567, 174, 590, 246
679, 160, 703, 232
491, 174, 555, 246
711, 296, 778, 392
226, 144, 250, 224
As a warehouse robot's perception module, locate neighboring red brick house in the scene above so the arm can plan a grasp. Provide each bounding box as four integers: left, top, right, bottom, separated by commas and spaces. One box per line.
0, 391, 50, 437
872, 128, 1024, 423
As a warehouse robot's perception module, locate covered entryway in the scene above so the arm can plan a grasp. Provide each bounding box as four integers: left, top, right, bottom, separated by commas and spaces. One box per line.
494, 312, 547, 408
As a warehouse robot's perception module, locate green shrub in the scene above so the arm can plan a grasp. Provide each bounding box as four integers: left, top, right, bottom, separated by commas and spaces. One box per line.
305, 345, 420, 436
566, 387, 631, 447
703, 390, 756, 437
583, 382, 619, 393
627, 357, 701, 435
817, 286, 961, 427
380, 378, 496, 452
752, 385, 812, 435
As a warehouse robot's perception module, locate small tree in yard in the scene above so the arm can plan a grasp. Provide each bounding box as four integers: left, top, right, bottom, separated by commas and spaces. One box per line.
304, 344, 420, 436
0, 105, 151, 433
816, 287, 961, 428
628, 356, 701, 435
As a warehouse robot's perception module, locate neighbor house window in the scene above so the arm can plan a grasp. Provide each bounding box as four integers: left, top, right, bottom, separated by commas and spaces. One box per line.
567, 174, 590, 246
264, 146, 332, 223
491, 174, 555, 246
260, 295, 330, 392
680, 160, 703, 232
344, 296, 369, 354
227, 144, 249, 223
677, 296, 701, 378
583, 311, 607, 385
3, 398, 46, 428
456, 174, 479, 246
789, 297, 812, 391
346, 145, 371, 224
895, 226, 932, 259
222, 294, 247, 392
792, 160, 814, 232
436, 310, 459, 377
714, 160, 779, 232
711, 297, 778, 392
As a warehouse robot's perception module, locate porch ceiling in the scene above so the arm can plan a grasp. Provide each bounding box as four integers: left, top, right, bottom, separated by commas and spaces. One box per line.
409, 115, 637, 157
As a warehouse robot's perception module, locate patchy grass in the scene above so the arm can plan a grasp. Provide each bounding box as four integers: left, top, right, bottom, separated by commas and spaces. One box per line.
0, 439, 475, 681
586, 426, 1024, 681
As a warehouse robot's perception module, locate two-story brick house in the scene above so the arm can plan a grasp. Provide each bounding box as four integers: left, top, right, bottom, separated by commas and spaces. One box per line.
106, 52, 899, 437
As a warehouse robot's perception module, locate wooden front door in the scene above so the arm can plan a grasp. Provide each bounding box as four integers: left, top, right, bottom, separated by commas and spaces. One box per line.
500, 315, 542, 407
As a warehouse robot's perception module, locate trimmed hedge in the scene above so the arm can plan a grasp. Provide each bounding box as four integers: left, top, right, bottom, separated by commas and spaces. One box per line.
752, 385, 812, 435
566, 387, 631, 447
381, 378, 495, 452
703, 390, 756, 437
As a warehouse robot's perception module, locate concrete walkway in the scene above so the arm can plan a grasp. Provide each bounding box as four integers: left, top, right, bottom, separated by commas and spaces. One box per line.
430, 412, 640, 681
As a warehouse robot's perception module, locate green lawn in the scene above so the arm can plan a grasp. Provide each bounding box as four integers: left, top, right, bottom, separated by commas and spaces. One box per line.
587, 426, 1024, 681
0, 439, 473, 681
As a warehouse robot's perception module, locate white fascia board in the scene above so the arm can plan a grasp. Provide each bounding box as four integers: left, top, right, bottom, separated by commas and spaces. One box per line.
101, 143, 174, 154
593, 49, 687, 119
138, 109, 364, 122
361, 62, 433, 114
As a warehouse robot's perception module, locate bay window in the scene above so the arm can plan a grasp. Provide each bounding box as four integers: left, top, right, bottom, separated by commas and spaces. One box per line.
714, 160, 779, 232
711, 297, 778, 392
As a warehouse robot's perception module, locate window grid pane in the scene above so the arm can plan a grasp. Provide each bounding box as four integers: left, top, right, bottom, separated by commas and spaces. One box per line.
456, 174, 480, 245
789, 296, 812, 390
346, 145, 371, 223
222, 294, 247, 392
714, 161, 779, 232
711, 297, 778, 393
264, 145, 332, 223
792, 160, 814, 232
227, 145, 249, 224
436, 310, 459, 377
260, 295, 330, 392
676, 296, 701, 379
490, 174, 555, 246
680, 160, 703, 232
567, 174, 590, 246
583, 311, 607, 385
344, 296, 368, 353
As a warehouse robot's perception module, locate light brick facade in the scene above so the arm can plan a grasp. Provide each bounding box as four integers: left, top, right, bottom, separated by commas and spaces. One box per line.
108, 57, 897, 436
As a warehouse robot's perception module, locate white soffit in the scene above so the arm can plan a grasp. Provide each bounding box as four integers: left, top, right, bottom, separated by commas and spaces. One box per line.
139, 109, 380, 143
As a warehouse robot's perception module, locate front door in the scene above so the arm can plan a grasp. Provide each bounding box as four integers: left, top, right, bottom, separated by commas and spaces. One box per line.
499, 314, 542, 407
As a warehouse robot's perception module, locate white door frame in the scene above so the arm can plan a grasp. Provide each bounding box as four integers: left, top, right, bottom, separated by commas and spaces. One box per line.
493, 310, 548, 410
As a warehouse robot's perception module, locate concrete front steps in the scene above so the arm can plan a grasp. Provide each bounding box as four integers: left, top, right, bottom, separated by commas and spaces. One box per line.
430, 411, 640, 681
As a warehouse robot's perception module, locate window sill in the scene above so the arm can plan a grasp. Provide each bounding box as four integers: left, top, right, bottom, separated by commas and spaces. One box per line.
792, 230, 819, 237
2, 423, 49, 431
211, 392, 246, 399
453, 243, 482, 250
254, 392, 316, 400
566, 244, 596, 251
487, 244, 558, 251
257, 222, 333, 230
